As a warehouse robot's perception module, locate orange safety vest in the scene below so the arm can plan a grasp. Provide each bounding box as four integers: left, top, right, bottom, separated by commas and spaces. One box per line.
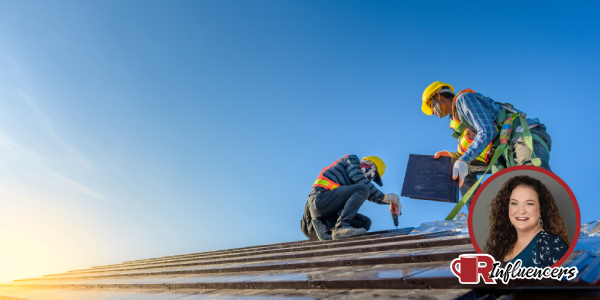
312, 155, 348, 190
450, 89, 495, 163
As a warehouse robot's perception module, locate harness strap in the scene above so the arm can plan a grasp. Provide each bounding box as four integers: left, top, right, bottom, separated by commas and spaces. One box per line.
445, 143, 508, 220
451, 123, 468, 140
446, 112, 514, 220
505, 132, 550, 167
445, 115, 549, 220
520, 115, 542, 167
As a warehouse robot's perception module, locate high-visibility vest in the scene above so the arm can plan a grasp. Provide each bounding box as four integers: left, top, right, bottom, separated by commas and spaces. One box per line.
445, 91, 548, 221
312, 155, 347, 190
450, 89, 495, 163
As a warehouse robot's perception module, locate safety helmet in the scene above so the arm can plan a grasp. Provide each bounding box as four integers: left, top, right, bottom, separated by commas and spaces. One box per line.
421, 81, 454, 115
363, 156, 386, 186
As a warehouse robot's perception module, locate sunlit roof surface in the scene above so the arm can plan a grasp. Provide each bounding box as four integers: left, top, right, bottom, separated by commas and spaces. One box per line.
1, 220, 599, 299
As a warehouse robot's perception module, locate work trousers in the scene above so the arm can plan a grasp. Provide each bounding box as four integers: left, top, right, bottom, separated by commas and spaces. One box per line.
462, 125, 552, 210
308, 184, 371, 229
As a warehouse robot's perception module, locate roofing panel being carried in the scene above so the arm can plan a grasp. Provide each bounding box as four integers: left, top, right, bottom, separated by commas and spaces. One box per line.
401, 154, 460, 203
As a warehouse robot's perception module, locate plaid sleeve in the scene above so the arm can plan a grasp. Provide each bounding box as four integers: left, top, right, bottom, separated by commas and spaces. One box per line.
345, 155, 385, 204
455, 93, 498, 164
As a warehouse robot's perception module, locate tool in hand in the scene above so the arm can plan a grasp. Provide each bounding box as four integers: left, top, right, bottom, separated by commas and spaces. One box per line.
390, 203, 400, 229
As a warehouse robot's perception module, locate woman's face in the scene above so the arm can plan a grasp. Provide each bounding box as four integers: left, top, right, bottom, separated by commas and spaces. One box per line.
508, 185, 541, 233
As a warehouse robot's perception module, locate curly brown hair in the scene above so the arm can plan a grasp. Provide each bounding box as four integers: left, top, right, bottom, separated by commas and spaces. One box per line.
484, 175, 570, 262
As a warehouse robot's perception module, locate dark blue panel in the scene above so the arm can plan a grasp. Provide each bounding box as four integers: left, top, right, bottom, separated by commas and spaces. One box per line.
401, 154, 459, 203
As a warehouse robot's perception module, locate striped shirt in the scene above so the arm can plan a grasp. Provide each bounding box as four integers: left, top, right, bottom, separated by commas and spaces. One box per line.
310, 155, 385, 204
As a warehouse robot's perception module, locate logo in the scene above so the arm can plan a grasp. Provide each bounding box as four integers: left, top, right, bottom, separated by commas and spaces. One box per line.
450, 254, 579, 284
451, 254, 496, 284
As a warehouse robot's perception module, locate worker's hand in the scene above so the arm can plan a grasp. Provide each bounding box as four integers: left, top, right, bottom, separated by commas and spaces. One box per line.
434, 150, 459, 159
383, 193, 400, 208
452, 159, 468, 187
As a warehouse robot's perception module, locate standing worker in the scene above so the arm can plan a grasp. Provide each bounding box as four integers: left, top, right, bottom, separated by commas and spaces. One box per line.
421, 81, 552, 214
301, 155, 401, 240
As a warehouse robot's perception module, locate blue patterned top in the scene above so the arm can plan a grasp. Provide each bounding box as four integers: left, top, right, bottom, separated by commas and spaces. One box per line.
505, 230, 569, 268
454, 92, 543, 164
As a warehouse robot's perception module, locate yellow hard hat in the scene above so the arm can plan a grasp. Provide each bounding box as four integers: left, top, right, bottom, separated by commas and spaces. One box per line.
421, 81, 454, 115
363, 156, 386, 186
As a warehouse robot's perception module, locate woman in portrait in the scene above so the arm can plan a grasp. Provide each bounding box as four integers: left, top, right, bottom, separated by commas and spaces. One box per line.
484, 175, 569, 268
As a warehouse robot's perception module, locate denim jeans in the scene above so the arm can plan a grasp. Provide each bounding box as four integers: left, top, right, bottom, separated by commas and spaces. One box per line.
462, 125, 552, 210
308, 184, 370, 229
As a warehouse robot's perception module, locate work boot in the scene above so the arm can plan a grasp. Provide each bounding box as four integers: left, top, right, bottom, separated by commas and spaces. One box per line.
311, 218, 332, 241
332, 226, 367, 240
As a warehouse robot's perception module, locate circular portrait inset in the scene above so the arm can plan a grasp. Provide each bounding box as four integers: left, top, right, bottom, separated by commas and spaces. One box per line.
468, 166, 580, 268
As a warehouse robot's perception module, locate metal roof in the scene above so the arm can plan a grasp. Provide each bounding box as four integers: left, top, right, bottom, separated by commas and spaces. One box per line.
1, 224, 599, 300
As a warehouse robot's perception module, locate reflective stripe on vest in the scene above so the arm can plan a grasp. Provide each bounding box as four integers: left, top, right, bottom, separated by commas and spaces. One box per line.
457, 129, 493, 163
450, 89, 494, 163
445, 95, 545, 221
313, 177, 340, 190
312, 155, 348, 191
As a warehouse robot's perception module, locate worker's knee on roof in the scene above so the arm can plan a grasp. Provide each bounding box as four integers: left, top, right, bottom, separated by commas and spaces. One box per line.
531, 126, 552, 151
350, 213, 371, 231
533, 142, 552, 172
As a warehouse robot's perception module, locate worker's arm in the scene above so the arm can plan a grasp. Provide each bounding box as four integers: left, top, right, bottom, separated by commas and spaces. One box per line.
345, 155, 386, 204
455, 93, 498, 164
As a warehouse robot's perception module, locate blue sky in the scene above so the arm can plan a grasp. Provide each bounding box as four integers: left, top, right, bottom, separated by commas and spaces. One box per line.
0, 1, 598, 282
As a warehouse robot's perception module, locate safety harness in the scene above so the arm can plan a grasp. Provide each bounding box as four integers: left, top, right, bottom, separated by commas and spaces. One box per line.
445, 89, 550, 220
449, 90, 495, 163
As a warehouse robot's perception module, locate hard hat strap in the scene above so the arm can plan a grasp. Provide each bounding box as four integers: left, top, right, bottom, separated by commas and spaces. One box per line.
431, 96, 447, 118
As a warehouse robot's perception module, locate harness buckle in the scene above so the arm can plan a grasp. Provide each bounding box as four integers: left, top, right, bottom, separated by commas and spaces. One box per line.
503, 105, 527, 117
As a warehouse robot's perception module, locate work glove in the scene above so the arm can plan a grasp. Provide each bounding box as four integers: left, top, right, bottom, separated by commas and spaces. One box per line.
434, 150, 459, 159
383, 193, 401, 208
453, 159, 468, 188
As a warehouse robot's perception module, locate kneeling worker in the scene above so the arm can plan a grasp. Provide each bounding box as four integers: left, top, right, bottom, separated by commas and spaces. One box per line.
300, 154, 401, 240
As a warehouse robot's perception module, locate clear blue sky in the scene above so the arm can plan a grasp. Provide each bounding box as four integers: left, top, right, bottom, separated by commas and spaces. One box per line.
0, 1, 598, 282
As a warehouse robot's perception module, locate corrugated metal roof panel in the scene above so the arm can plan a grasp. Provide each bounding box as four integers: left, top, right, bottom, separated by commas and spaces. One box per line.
581, 220, 600, 237
2, 227, 599, 299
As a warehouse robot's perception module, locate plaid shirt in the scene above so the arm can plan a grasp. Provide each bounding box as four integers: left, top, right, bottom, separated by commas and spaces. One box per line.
455, 92, 541, 164
454, 92, 502, 164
